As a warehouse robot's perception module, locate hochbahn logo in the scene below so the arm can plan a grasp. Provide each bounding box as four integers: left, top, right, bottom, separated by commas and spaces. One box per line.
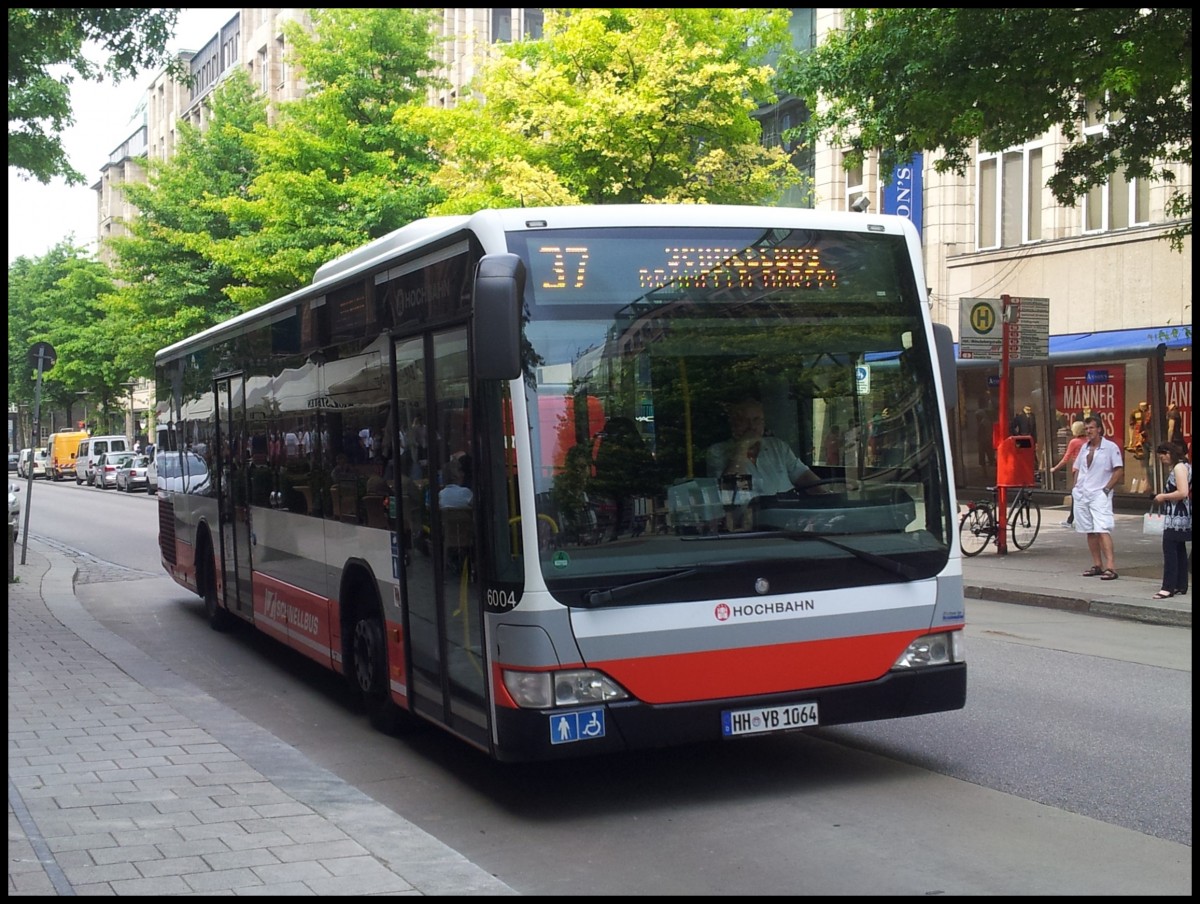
714, 599, 815, 621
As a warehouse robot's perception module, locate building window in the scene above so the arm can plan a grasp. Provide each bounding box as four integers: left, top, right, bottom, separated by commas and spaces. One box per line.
1025, 147, 1043, 241
276, 35, 286, 89
1081, 98, 1150, 233
492, 9, 513, 43
258, 47, 269, 93
978, 144, 1044, 250
523, 8, 544, 40
845, 154, 864, 212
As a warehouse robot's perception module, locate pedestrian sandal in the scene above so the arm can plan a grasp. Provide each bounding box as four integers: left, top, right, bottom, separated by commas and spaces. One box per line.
1100, 569, 1119, 581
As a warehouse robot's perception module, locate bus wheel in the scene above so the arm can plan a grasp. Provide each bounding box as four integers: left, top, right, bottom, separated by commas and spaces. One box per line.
202, 547, 234, 632
351, 615, 401, 734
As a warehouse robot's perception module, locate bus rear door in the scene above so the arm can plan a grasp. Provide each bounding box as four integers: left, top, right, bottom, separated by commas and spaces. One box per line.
214, 375, 254, 619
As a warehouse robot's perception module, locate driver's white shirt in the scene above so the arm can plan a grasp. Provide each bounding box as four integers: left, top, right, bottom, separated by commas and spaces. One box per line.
706, 435, 811, 497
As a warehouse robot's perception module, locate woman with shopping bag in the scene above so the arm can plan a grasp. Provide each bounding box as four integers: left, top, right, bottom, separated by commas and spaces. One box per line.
1150, 443, 1191, 600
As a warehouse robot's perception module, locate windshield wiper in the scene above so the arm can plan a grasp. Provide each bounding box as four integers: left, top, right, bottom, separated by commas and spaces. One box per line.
783, 530, 921, 580
581, 562, 742, 607
710, 529, 922, 581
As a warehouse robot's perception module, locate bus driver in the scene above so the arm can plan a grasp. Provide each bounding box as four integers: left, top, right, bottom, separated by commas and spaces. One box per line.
707, 397, 829, 499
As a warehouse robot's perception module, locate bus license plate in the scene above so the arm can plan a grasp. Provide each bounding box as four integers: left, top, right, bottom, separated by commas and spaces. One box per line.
722, 702, 819, 737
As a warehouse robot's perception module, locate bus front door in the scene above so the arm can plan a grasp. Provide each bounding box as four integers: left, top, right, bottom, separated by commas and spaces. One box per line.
215, 376, 253, 618
394, 329, 487, 747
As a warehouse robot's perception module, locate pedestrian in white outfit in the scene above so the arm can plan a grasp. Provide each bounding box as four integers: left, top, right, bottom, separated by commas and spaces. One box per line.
1071, 416, 1124, 580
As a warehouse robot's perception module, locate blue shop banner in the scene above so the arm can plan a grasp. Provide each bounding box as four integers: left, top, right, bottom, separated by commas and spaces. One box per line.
882, 153, 923, 242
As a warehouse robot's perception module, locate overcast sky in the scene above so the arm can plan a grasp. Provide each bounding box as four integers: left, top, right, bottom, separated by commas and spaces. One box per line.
7, 9, 237, 264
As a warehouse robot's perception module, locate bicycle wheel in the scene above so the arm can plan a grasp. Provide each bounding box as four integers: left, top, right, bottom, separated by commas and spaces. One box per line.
959, 507, 992, 557
1009, 493, 1041, 549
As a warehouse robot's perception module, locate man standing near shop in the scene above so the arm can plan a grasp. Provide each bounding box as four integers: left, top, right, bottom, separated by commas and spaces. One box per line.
1073, 415, 1124, 581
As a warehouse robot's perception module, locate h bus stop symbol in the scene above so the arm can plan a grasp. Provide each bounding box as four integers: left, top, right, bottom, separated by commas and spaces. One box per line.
550, 708, 606, 744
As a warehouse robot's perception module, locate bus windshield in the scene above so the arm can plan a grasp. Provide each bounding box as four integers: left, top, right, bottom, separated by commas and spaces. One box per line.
508, 225, 952, 605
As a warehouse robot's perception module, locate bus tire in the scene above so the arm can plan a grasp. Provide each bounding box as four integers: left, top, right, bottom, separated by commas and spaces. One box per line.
350, 614, 402, 735
200, 538, 234, 632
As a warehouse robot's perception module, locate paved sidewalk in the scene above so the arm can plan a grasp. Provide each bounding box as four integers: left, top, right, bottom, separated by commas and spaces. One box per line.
9, 538, 516, 897
961, 505, 1191, 628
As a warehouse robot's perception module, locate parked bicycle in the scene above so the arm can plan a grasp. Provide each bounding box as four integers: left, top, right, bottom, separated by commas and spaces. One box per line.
958, 484, 1042, 556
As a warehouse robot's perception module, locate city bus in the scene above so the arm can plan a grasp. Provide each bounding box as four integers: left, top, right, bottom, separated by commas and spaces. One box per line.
154, 205, 965, 762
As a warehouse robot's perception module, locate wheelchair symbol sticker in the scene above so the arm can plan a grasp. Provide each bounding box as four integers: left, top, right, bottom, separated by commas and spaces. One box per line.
855, 365, 870, 393
549, 708, 606, 744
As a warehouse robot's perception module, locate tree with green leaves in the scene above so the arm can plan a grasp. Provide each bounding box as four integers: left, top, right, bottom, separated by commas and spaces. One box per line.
405, 8, 808, 212
106, 69, 268, 377
8, 8, 181, 184
8, 241, 123, 429
206, 7, 446, 305
777, 8, 1191, 247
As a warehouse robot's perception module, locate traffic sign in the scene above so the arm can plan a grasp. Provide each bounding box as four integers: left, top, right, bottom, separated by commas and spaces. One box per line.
959, 297, 1049, 360
958, 298, 1003, 358
27, 341, 57, 372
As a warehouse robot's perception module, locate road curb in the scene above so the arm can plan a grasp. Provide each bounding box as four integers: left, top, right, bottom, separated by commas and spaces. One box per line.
963, 584, 1191, 628
1087, 599, 1192, 628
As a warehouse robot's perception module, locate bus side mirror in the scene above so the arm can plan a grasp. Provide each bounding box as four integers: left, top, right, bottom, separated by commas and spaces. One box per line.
932, 323, 956, 414
473, 253, 525, 381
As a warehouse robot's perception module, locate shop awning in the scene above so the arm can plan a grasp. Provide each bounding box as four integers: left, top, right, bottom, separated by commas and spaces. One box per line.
955, 324, 1191, 359
1049, 325, 1191, 354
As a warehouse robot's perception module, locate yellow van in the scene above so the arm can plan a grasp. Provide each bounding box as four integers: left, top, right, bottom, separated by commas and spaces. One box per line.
47, 429, 89, 482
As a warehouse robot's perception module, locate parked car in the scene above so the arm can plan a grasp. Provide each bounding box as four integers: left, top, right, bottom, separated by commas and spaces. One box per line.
155, 450, 210, 495
17, 448, 48, 479
93, 452, 134, 489
8, 451, 18, 472
115, 455, 155, 493
8, 480, 20, 540
32, 448, 49, 479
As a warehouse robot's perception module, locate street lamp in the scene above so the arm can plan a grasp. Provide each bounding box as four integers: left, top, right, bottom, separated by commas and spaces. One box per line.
76, 390, 90, 432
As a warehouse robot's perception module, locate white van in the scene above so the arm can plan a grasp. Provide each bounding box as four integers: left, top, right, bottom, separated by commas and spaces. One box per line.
75, 435, 130, 485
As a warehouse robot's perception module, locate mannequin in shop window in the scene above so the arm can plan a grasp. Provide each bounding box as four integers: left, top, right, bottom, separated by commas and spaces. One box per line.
1126, 408, 1152, 493
1010, 404, 1038, 444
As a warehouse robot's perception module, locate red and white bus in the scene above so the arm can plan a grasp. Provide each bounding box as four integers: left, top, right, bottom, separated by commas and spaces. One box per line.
155, 205, 966, 761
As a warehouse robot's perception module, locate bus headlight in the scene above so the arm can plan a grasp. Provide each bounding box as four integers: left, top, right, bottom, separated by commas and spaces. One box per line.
892, 630, 964, 669
502, 668, 630, 708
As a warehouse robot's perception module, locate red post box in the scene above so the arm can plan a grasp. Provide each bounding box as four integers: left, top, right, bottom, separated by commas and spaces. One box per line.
996, 435, 1035, 487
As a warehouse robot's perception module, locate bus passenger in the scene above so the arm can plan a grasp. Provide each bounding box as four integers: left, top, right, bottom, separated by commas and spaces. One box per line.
439, 459, 473, 509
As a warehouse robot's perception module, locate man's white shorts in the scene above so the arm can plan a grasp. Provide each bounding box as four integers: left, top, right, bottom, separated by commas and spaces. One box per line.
1073, 488, 1114, 534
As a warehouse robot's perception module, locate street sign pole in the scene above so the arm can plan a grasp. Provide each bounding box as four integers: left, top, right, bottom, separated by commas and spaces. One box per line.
997, 295, 1011, 555
21, 342, 57, 564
